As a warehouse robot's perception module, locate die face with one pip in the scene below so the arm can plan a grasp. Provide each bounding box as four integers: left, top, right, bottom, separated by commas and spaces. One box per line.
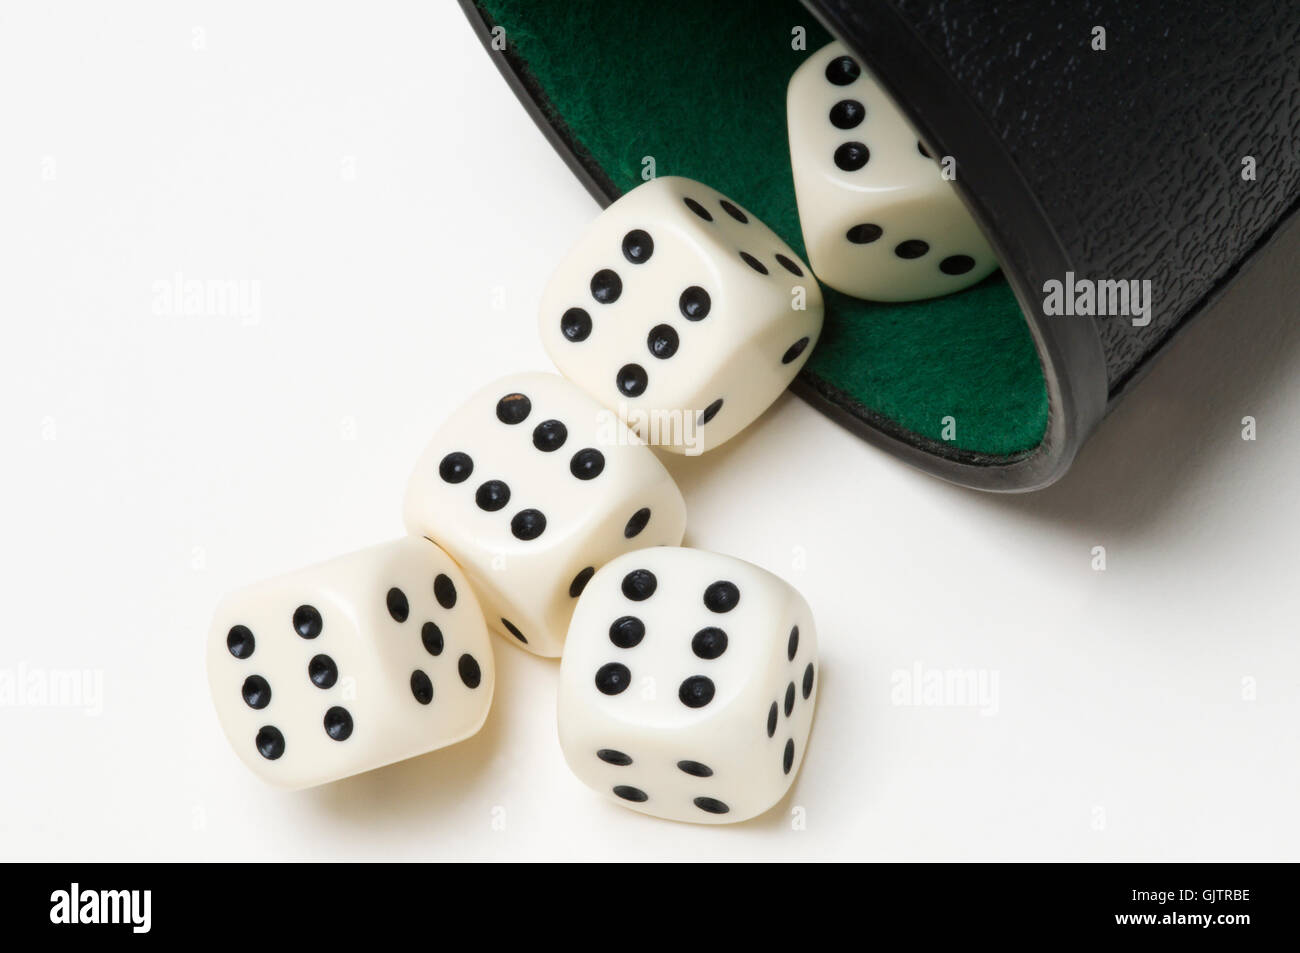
206, 536, 494, 790
403, 372, 687, 658
558, 547, 818, 824
787, 41, 999, 302
539, 176, 823, 455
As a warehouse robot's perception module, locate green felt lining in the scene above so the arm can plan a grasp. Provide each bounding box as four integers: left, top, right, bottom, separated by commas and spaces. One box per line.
480, 0, 1048, 455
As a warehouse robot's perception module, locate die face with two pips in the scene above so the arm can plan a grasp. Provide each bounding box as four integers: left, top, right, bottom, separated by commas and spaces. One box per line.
788, 41, 999, 301
206, 536, 494, 790
558, 547, 818, 824
539, 176, 824, 455
403, 372, 687, 657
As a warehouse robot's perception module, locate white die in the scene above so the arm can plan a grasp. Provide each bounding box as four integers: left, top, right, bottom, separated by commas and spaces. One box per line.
788, 41, 999, 301
403, 372, 687, 657
538, 176, 823, 455
558, 547, 819, 824
206, 536, 494, 790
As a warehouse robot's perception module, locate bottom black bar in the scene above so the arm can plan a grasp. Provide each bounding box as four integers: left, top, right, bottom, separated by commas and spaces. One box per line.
3, 862, 1288, 939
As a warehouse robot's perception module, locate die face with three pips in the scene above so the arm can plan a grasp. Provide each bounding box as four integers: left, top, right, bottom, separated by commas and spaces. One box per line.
558, 547, 818, 824
202, 32, 1004, 805
539, 176, 824, 455
787, 41, 999, 301
206, 537, 494, 790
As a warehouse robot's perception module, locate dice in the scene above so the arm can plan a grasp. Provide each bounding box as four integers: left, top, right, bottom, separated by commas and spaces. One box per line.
538, 176, 823, 455
206, 537, 494, 789
557, 547, 818, 824
403, 372, 687, 657
787, 41, 999, 301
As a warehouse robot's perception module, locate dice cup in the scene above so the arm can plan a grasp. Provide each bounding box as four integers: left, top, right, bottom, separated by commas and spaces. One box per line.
460, 0, 1300, 491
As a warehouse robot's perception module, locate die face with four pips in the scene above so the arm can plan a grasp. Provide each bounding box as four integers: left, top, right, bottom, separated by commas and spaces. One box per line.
558, 547, 818, 824
539, 176, 824, 455
206, 536, 495, 790
403, 372, 687, 658
787, 41, 999, 302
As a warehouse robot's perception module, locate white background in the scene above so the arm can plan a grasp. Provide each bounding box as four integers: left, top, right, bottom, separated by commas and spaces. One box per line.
2, 1, 1298, 861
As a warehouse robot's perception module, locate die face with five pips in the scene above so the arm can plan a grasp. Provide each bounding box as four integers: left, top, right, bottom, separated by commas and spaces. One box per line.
539, 176, 824, 455
787, 41, 999, 301
206, 536, 494, 790
403, 372, 687, 658
558, 547, 818, 824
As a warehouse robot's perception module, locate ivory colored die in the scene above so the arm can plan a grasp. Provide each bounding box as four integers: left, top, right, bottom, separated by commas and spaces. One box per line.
558, 547, 819, 824
539, 176, 823, 455
403, 372, 687, 657
787, 41, 999, 301
206, 536, 494, 790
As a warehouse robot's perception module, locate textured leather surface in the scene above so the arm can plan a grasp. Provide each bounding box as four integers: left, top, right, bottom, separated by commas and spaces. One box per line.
835, 0, 1300, 390
466, 0, 1300, 486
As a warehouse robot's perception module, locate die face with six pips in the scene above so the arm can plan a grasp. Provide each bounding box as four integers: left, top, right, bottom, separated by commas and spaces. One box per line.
208, 127, 844, 803
206, 537, 494, 790
403, 371, 687, 658
539, 176, 824, 455
558, 547, 818, 824
787, 41, 999, 302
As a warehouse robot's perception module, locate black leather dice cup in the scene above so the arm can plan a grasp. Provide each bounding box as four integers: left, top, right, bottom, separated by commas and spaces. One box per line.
461, 0, 1300, 491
